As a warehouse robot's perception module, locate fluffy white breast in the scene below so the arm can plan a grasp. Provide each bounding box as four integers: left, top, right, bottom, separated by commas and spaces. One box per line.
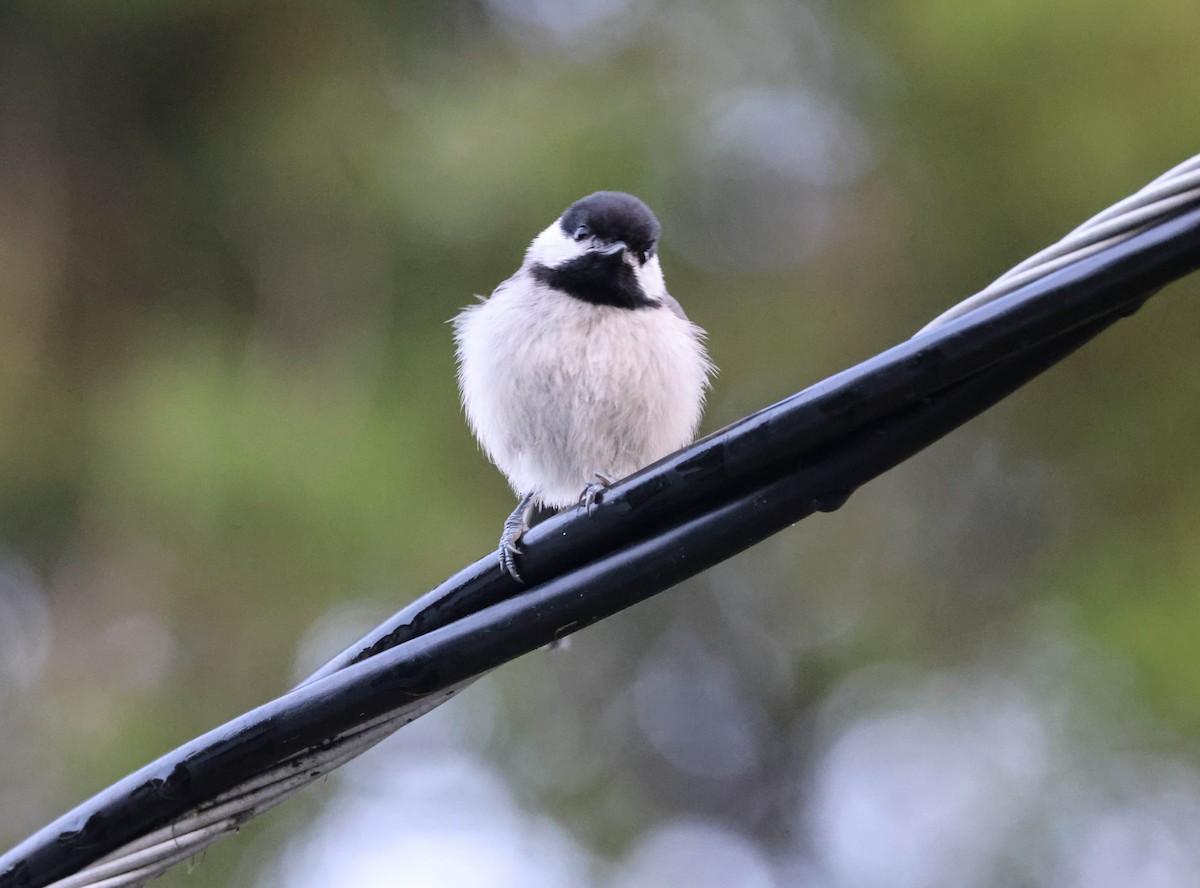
454, 275, 712, 508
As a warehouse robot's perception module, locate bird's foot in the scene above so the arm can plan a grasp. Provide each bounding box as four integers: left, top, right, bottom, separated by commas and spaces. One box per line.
581, 472, 618, 516
499, 493, 536, 583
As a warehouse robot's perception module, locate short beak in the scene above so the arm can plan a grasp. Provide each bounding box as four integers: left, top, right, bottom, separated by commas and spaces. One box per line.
596, 240, 627, 257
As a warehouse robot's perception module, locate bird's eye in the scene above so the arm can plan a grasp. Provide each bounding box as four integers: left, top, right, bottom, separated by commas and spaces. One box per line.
646, 245, 657, 260
573, 225, 590, 242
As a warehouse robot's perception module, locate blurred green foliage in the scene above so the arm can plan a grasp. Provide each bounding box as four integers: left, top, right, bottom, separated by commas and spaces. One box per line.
1, 0, 1199, 885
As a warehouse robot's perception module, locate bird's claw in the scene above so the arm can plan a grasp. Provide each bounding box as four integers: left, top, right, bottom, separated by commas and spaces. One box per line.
498, 536, 525, 583
581, 472, 617, 517
499, 493, 536, 583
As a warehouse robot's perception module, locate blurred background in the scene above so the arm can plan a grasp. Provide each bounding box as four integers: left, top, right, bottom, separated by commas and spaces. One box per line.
2, 0, 1199, 885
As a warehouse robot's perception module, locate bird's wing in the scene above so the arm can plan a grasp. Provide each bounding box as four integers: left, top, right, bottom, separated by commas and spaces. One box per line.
659, 291, 689, 321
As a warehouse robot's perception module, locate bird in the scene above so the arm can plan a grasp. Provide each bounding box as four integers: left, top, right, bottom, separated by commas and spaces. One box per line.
453, 191, 714, 581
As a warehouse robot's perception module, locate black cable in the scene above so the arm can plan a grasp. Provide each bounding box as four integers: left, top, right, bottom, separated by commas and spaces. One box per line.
2, 202, 1198, 888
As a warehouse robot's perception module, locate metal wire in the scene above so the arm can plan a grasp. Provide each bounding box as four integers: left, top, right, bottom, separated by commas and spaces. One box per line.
918, 153, 1200, 332
45, 683, 476, 888
4, 155, 1200, 888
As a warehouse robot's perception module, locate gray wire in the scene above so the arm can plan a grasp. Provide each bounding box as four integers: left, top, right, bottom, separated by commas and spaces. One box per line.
917, 154, 1200, 334
43, 151, 1200, 888
45, 680, 477, 888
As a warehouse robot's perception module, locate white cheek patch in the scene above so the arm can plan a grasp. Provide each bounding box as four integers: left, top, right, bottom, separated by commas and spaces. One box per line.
635, 254, 667, 301
527, 222, 587, 267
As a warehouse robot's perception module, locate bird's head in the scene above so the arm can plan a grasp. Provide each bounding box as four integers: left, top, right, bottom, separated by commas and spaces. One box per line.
525, 191, 666, 309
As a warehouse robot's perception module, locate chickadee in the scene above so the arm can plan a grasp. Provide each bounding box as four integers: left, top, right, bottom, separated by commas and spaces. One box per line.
453, 191, 714, 580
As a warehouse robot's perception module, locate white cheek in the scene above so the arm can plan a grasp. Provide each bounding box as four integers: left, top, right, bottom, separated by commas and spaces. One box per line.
635, 255, 667, 300
527, 223, 586, 267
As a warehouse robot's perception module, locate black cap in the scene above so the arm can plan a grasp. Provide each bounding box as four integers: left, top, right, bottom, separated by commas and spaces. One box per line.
559, 192, 661, 257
